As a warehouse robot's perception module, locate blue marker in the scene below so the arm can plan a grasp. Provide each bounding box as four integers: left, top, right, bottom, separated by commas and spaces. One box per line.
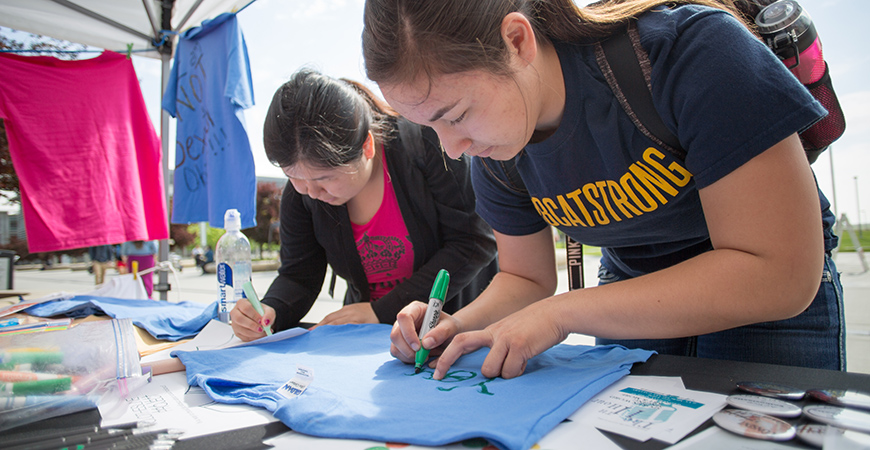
415, 269, 450, 374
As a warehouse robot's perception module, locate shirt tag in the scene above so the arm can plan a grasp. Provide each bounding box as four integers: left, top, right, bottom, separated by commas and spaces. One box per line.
277, 365, 314, 399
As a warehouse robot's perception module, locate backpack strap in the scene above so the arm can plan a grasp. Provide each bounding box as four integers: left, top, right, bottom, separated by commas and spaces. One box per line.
478, 155, 586, 290
595, 22, 687, 161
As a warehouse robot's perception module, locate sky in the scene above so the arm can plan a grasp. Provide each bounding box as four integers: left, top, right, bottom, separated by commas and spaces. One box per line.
16, 0, 870, 228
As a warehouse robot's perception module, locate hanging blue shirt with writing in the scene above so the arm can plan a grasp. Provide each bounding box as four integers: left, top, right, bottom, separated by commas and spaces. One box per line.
174, 324, 653, 450
162, 12, 257, 229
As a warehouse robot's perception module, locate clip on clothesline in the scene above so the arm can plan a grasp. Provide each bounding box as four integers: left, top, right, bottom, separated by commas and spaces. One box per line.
131, 260, 184, 302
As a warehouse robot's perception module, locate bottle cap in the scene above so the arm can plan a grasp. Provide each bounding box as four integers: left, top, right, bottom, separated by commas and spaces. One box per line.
755, 0, 817, 58
736, 381, 806, 400
726, 394, 802, 418
224, 208, 242, 231
713, 408, 796, 441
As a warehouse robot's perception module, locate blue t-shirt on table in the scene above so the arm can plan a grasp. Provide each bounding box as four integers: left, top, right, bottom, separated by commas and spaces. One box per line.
174, 324, 653, 450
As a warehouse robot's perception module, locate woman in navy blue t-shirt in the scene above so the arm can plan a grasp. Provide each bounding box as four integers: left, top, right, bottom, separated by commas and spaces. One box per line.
364, 0, 844, 378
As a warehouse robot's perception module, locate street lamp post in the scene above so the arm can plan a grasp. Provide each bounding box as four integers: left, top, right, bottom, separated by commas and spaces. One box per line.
856, 176, 862, 237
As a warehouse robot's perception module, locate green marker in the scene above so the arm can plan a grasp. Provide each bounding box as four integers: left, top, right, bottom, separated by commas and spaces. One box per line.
0, 350, 64, 366
0, 377, 72, 396
415, 269, 450, 374
242, 281, 272, 336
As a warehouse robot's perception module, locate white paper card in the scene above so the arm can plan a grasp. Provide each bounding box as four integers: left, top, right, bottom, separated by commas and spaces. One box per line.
571, 375, 727, 444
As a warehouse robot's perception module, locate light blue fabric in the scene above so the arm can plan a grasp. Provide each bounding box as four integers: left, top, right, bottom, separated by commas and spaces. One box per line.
174, 324, 653, 450
119, 240, 158, 256
24, 296, 217, 341
161, 12, 257, 229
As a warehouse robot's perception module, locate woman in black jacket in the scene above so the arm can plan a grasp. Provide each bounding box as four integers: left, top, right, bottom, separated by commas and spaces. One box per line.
230, 69, 498, 341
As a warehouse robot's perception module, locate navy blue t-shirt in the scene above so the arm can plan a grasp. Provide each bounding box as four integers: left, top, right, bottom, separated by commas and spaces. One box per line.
472, 5, 834, 278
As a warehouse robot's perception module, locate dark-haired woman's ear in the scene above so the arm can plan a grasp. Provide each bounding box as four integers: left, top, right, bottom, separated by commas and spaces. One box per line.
363, 131, 377, 160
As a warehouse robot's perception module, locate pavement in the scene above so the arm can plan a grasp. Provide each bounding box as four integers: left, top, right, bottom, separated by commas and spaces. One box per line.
9, 251, 870, 375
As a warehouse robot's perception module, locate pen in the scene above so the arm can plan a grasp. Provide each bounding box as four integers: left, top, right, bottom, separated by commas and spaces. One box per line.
415, 269, 450, 374
242, 281, 272, 336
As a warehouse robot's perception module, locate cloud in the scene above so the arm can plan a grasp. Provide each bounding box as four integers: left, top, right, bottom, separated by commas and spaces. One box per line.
292, 0, 351, 19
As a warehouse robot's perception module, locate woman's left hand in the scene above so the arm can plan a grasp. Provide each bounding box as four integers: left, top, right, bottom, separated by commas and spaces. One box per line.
433, 299, 567, 380
314, 302, 379, 327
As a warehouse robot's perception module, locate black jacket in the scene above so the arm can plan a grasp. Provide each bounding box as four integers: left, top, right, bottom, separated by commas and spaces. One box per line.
262, 119, 498, 330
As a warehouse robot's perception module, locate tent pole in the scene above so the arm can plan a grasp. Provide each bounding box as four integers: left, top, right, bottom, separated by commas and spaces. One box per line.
156, 51, 172, 301
155, 0, 176, 301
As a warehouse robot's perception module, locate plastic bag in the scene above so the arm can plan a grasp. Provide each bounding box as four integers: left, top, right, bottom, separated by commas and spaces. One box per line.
0, 318, 146, 432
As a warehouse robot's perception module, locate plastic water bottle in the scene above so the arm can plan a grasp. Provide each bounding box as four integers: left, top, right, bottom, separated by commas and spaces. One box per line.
215, 208, 252, 323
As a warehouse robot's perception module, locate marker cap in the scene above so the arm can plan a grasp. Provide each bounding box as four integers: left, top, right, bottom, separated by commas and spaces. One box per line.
429, 269, 450, 301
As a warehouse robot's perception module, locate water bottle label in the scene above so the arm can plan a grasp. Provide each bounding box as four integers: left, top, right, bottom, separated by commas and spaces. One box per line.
218, 262, 233, 314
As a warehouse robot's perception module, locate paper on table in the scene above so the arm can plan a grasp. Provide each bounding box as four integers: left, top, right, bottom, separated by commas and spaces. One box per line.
264, 418, 622, 450
570, 375, 727, 444
99, 371, 278, 440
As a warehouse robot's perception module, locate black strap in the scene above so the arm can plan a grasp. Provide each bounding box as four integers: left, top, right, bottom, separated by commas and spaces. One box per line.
598, 25, 686, 160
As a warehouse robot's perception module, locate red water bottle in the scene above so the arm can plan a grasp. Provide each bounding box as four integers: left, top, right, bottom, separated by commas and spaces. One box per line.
755, 0, 846, 163
755, 0, 825, 84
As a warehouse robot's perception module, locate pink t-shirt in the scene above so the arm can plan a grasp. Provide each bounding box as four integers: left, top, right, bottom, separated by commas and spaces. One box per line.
0, 51, 168, 252
352, 157, 414, 301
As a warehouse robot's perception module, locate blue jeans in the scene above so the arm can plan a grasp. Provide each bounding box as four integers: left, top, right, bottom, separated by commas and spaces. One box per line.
595, 254, 846, 370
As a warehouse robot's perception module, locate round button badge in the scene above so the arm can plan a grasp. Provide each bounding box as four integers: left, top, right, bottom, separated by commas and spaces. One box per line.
726, 394, 802, 418
807, 389, 870, 411
713, 408, 796, 441
802, 405, 870, 433
795, 423, 837, 448
736, 381, 806, 400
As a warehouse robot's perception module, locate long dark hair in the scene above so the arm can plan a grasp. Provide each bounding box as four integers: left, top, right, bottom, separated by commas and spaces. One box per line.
263, 68, 398, 169
363, 0, 750, 86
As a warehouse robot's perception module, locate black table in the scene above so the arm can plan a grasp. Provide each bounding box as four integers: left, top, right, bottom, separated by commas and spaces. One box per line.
2, 354, 869, 449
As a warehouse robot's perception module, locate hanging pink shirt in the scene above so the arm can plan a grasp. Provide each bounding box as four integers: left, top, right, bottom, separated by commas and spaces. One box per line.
0, 51, 168, 252
352, 156, 415, 301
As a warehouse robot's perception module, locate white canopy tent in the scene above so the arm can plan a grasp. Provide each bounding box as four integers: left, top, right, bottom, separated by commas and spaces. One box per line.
0, 0, 253, 299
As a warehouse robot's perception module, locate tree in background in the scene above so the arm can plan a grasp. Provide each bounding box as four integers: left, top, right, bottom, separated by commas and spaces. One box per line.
170, 223, 196, 254
243, 182, 282, 256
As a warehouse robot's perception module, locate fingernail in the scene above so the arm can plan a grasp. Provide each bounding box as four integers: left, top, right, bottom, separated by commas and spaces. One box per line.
422, 337, 434, 348
258, 327, 263, 332
264, 319, 270, 325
